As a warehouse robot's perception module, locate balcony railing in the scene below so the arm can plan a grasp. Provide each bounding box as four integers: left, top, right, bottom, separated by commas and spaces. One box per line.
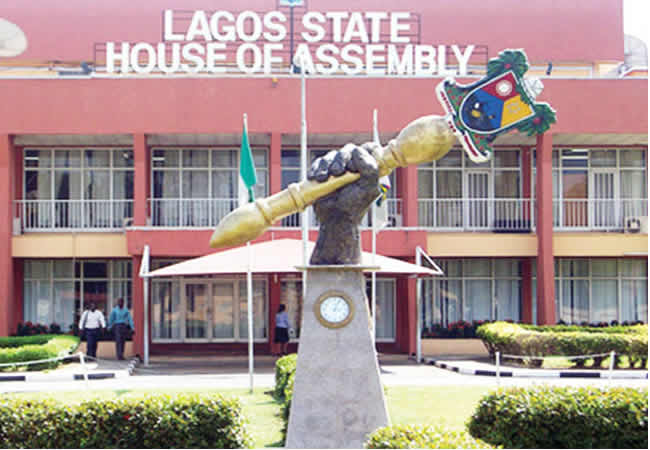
279, 198, 403, 228
16, 199, 133, 231
418, 198, 534, 232
150, 198, 238, 227
553, 198, 648, 230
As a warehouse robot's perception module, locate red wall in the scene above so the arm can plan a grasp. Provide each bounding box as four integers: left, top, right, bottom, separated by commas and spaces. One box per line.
0, 78, 646, 135
1, 0, 623, 64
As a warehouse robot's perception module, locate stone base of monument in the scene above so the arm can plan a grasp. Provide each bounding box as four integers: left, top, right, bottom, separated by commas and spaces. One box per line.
285, 266, 390, 449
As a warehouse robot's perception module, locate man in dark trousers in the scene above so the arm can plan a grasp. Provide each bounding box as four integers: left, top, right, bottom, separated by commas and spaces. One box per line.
79, 302, 105, 359
108, 298, 134, 360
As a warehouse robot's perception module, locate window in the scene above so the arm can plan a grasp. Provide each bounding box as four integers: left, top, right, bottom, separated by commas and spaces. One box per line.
533, 148, 647, 229
551, 258, 648, 324
422, 258, 522, 330
23, 149, 133, 229
23, 260, 132, 333
151, 148, 268, 226
418, 148, 522, 229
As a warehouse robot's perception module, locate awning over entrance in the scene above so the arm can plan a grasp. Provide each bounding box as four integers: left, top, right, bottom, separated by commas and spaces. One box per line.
146, 239, 439, 278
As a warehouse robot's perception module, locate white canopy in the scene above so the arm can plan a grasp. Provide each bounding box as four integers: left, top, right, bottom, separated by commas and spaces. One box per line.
146, 239, 440, 278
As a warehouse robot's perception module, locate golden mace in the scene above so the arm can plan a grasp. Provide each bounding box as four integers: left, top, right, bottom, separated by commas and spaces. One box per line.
209, 115, 456, 249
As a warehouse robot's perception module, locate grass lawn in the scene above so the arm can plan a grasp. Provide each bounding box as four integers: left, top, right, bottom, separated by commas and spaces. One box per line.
4, 385, 492, 448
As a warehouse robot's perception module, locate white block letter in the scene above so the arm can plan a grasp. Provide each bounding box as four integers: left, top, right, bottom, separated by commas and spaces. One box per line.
302, 12, 326, 43
390, 12, 411, 43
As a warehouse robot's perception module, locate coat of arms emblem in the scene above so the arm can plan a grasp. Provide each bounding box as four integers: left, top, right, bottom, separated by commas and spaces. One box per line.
436, 49, 556, 163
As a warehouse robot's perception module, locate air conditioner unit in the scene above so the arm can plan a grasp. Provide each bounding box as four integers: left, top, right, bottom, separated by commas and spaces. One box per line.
624, 216, 648, 234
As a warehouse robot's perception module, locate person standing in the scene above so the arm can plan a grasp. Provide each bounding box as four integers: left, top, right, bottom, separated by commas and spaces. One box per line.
79, 302, 105, 359
108, 298, 134, 360
274, 304, 290, 356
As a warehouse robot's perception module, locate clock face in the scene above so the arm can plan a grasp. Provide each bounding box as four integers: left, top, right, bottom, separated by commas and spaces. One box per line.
314, 291, 355, 328
320, 296, 350, 323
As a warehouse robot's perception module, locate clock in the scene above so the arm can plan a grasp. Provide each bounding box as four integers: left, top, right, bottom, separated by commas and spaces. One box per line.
314, 291, 355, 329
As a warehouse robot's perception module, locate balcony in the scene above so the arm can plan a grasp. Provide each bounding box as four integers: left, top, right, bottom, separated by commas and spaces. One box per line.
16, 199, 133, 232
150, 198, 237, 227
418, 199, 534, 232
279, 198, 403, 228
553, 198, 648, 231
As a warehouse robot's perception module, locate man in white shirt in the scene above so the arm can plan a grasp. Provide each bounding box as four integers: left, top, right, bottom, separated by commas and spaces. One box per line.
79, 302, 106, 358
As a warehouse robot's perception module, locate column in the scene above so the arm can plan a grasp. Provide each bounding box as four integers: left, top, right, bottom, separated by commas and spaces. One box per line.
399, 165, 419, 227
521, 258, 533, 323
269, 133, 282, 195
0, 135, 16, 336
133, 134, 149, 226
535, 133, 556, 325
268, 274, 282, 354
132, 255, 145, 357
521, 146, 532, 224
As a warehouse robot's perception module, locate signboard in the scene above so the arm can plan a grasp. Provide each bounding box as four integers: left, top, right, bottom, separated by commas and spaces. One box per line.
99, 3, 483, 76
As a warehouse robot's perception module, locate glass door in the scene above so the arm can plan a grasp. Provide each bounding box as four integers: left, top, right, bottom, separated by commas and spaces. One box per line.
590, 170, 617, 229
211, 281, 235, 339
465, 171, 491, 229
185, 282, 209, 340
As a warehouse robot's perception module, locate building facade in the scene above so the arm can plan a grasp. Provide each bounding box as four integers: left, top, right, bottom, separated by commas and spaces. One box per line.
0, 0, 647, 356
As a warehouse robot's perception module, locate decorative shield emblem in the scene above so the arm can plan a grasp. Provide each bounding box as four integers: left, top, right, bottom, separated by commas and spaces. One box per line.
436, 49, 556, 163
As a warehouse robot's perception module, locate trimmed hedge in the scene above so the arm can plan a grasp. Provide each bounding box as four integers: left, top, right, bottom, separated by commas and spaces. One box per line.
468, 386, 648, 449
365, 425, 496, 449
477, 322, 648, 367
273, 354, 298, 444
274, 353, 297, 399
0, 335, 79, 371
0, 394, 251, 448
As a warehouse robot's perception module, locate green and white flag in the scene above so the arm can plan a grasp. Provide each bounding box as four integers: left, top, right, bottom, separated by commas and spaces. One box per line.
238, 114, 258, 207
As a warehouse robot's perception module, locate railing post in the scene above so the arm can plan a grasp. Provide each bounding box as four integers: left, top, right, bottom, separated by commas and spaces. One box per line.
608, 351, 615, 383
79, 352, 90, 390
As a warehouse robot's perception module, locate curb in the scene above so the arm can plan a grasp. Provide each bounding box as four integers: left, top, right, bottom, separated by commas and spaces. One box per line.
425, 358, 649, 379
0, 357, 139, 383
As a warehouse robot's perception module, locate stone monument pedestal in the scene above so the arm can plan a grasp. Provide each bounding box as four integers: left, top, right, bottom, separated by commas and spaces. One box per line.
285, 266, 390, 449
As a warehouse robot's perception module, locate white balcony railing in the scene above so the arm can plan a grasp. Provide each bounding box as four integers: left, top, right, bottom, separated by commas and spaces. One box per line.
278, 198, 403, 228
553, 198, 648, 230
150, 198, 238, 227
17, 199, 133, 231
418, 198, 534, 231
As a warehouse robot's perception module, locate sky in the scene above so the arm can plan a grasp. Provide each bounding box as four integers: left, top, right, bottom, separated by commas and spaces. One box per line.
624, 0, 649, 47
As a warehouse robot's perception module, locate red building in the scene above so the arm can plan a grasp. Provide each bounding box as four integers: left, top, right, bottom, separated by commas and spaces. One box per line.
0, 0, 647, 357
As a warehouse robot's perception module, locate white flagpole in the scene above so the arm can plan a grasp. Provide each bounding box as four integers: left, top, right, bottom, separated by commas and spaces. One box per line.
244, 113, 254, 394
300, 56, 309, 298
371, 109, 379, 347
138, 244, 150, 366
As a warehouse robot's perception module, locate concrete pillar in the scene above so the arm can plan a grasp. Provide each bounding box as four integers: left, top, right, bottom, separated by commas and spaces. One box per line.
521, 258, 533, 323
535, 133, 556, 325
133, 134, 149, 226
269, 273, 282, 354
400, 165, 419, 227
269, 133, 282, 195
0, 135, 16, 336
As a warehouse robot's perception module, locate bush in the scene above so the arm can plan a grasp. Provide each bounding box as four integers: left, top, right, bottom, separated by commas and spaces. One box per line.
421, 320, 489, 339
0, 335, 79, 371
273, 353, 298, 444
366, 425, 496, 449
468, 386, 648, 449
15, 322, 50, 336
476, 322, 648, 368
0, 394, 251, 448
274, 353, 297, 399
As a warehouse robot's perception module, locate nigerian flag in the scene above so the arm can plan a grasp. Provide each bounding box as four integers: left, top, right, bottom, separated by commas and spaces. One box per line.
238, 115, 258, 207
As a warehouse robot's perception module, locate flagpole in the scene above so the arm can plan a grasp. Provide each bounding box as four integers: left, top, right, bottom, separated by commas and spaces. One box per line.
244, 113, 254, 394
371, 108, 379, 347
300, 55, 309, 298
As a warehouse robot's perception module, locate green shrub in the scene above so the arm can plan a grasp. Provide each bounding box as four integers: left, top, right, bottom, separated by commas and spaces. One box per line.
274, 353, 297, 399
0, 335, 79, 371
0, 394, 251, 448
468, 386, 648, 449
477, 322, 648, 367
365, 425, 496, 449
